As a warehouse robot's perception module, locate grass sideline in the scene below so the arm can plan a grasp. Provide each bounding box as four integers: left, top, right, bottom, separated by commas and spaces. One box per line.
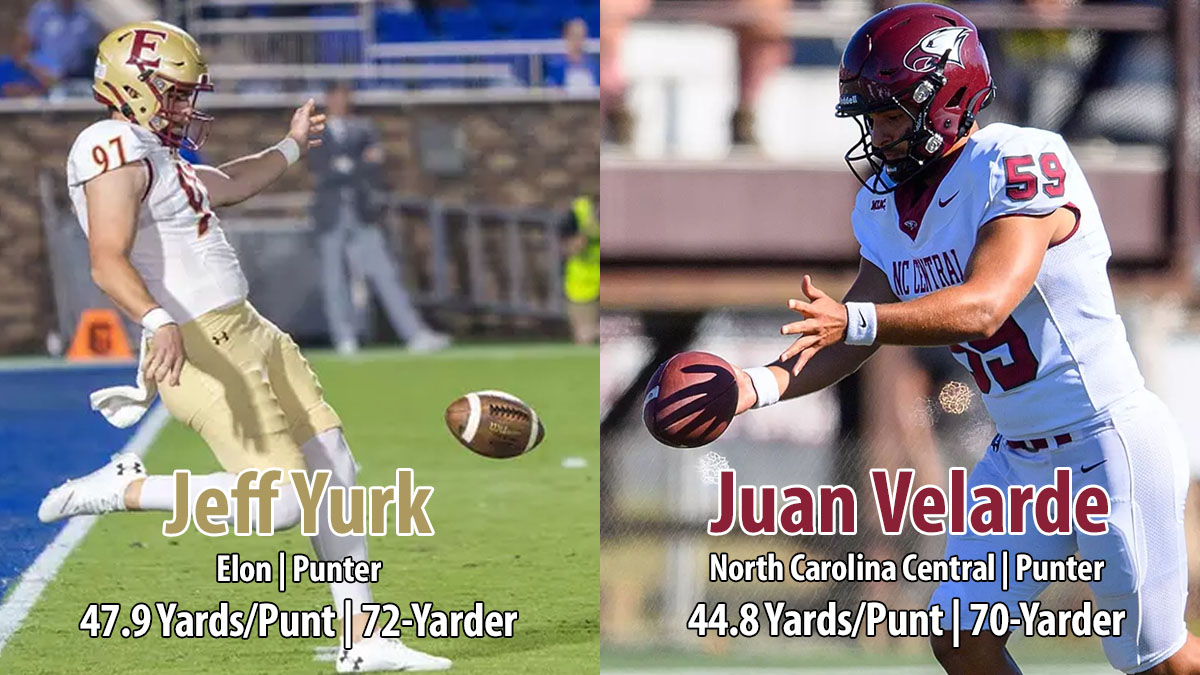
0, 345, 598, 674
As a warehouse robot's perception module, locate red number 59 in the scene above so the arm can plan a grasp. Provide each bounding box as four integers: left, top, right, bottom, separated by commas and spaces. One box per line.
1003, 152, 1067, 201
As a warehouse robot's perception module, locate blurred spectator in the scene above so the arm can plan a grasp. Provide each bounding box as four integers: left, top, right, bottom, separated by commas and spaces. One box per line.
601, 0, 790, 147
308, 82, 450, 355
25, 0, 98, 80
730, 0, 792, 147
562, 195, 599, 345
545, 18, 599, 94
0, 32, 55, 98
971, 0, 1171, 144
600, 0, 651, 143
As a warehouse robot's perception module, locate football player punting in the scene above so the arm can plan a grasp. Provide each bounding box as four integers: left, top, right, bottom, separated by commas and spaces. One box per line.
728, 4, 1200, 674
38, 21, 449, 673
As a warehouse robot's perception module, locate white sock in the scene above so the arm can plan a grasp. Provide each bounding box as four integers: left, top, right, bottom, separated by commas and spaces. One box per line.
301, 427, 373, 616
136, 474, 181, 511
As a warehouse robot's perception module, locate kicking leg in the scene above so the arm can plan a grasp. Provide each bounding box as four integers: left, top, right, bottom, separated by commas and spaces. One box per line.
263, 314, 449, 671
40, 455, 302, 531
301, 427, 450, 672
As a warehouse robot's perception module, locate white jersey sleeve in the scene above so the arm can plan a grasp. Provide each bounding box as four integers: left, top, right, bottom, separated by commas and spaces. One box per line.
979, 129, 1075, 225
67, 119, 159, 187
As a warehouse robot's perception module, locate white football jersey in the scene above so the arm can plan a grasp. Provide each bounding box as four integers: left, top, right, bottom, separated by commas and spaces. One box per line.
67, 119, 247, 323
851, 123, 1143, 438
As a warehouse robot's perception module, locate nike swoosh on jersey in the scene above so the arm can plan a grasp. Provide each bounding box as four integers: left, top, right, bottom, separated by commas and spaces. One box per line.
1080, 460, 1107, 473
938, 191, 960, 208
858, 313, 867, 328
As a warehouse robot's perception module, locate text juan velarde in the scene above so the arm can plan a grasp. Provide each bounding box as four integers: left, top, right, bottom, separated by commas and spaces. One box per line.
707, 468, 1110, 537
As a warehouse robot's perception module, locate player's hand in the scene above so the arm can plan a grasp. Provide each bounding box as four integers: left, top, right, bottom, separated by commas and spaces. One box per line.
145, 324, 186, 387
287, 98, 326, 154
778, 275, 846, 375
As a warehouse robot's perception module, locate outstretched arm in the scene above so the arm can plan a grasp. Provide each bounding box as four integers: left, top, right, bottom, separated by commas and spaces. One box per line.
775, 207, 1078, 364
195, 99, 326, 207
733, 257, 898, 414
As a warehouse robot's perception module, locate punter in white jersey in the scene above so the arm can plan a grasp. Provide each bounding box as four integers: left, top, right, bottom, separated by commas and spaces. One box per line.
729, 4, 1200, 674
43, 21, 449, 673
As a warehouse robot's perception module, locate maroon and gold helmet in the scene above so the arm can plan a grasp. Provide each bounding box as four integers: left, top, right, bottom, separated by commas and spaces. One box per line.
836, 3, 994, 193
93, 21, 214, 151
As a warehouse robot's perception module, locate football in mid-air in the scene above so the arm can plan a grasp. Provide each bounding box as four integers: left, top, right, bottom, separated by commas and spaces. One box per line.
643, 351, 739, 448
445, 390, 545, 459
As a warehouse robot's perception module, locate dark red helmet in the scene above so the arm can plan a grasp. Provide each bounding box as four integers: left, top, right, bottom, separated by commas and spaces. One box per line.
836, 3, 994, 193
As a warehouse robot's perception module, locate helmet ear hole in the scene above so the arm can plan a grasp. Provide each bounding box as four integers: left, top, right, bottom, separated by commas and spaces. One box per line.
946, 86, 966, 109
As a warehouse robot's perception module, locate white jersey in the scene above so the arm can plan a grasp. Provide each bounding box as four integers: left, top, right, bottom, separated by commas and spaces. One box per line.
851, 123, 1143, 438
67, 119, 247, 322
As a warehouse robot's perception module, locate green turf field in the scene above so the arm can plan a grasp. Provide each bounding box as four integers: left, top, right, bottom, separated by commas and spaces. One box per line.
0, 344, 599, 675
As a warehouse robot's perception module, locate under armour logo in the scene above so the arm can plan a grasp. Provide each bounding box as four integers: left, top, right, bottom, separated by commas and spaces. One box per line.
212, 331, 230, 345
115, 461, 142, 475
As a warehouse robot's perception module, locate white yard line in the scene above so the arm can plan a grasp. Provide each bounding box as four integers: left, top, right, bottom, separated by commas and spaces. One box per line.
0, 404, 170, 657
0, 358, 135, 372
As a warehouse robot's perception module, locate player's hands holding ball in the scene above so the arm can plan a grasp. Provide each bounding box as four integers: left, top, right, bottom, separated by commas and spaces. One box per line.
287, 99, 326, 154
145, 323, 186, 387
779, 275, 847, 375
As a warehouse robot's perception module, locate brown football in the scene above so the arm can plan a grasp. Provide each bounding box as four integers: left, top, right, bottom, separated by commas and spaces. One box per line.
445, 390, 545, 459
643, 351, 739, 448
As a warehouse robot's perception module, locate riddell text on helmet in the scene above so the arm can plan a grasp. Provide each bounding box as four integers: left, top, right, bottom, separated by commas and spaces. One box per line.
707, 468, 1110, 537
160, 468, 436, 537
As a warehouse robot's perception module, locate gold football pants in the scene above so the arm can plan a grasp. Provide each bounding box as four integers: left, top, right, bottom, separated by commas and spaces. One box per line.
154, 301, 342, 475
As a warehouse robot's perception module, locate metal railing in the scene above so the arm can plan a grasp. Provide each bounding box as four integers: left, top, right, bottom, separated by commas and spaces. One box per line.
157, 0, 598, 90
39, 178, 569, 347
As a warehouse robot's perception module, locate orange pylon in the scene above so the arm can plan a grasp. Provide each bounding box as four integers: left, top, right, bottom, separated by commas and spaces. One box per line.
66, 308, 133, 360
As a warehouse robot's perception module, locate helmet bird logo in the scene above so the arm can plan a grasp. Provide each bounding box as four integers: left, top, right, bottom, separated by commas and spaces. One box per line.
903, 27, 971, 73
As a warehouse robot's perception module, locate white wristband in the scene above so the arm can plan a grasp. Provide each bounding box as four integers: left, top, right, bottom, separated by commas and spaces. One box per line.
141, 307, 176, 332
273, 137, 301, 166
844, 302, 878, 346
745, 366, 782, 409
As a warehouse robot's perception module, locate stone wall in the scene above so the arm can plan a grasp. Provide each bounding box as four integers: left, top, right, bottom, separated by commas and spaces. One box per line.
0, 99, 599, 353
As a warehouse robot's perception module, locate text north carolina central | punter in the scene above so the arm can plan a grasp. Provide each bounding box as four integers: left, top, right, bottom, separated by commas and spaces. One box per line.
0, 3, 600, 674
600, 2, 1200, 675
